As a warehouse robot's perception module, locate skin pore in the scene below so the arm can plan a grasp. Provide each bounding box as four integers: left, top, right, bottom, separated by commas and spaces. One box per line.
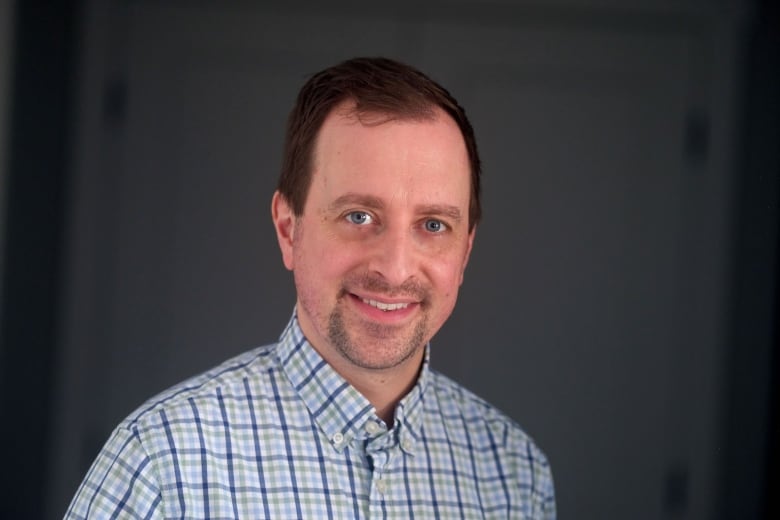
272, 102, 475, 424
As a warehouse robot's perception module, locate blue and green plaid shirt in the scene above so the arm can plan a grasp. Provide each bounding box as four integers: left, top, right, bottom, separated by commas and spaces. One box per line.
66, 312, 555, 518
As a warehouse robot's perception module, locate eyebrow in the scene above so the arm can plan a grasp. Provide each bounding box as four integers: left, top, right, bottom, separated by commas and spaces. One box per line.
417, 204, 463, 222
328, 193, 463, 222
328, 193, 385, 212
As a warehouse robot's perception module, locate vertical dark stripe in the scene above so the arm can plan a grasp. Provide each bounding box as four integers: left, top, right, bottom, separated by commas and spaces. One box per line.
0, 1, 81, 516
216, 388, 240, 518
442, 428, 465, 519
419, 423, 441, 519
189, 399, 210, 517
485, 426, 511, 516
401, 447, 415, 518
269, 370, 303, 518
309, 419, 335, 519
525, 441, 537, 496
161, 410, 186, 515
344, 447, 361, 518
380, 486, 389, 518
721, 0, 780, 518
243, 377, 271, 518
458, 413, 485, 514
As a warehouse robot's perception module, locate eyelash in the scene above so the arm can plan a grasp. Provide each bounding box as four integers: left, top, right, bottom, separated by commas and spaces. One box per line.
344, 211, 449, 234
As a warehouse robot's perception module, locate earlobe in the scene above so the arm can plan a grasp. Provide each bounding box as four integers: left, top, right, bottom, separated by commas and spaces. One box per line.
271, 191, 296, 271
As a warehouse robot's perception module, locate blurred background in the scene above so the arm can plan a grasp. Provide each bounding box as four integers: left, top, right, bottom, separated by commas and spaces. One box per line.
0, 0, 777, 518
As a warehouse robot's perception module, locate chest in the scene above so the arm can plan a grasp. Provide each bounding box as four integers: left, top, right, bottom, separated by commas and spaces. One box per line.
150, 413, 528, 518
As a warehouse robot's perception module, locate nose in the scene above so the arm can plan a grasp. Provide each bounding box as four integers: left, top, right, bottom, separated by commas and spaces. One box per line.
367, 225, 418, 287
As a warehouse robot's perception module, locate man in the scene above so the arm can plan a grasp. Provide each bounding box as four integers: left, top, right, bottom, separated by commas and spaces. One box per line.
66, 57, 556, 518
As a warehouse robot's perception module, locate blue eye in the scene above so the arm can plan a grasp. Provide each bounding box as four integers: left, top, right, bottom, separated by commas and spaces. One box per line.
346, 211, 372, 225
424, 219, 446, 233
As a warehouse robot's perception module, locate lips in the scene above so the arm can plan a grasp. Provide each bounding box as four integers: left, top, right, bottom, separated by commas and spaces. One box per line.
342, 275, 427, 318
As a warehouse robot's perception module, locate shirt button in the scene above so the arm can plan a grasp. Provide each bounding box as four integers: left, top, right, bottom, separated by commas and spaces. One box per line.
365, 422, 380, 435
401, 438, 413, 451
332, 432, 344, 445
375, 479, 387, 494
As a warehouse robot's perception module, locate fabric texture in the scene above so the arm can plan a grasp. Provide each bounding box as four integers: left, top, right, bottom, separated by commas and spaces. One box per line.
65, 312, 556, 519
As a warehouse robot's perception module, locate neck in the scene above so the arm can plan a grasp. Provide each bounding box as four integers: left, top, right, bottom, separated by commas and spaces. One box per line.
346, 361, 422, 425
318, 345, 425, 426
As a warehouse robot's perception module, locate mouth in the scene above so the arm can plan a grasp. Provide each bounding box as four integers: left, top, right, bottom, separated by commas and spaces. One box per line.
360, 298, 411, 312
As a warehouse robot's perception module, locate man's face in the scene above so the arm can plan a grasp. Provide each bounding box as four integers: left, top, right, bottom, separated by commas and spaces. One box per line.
273, 103, 475, 374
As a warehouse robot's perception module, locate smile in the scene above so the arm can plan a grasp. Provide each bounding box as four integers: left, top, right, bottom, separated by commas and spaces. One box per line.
361, 298, 410, 312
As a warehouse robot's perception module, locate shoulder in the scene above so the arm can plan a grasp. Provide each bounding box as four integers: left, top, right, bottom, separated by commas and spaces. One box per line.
427, 369, 547, 453
432, 371, 551, 479
426, 369, 556, 512
427, 368, 534, 438
120, 342, 282, 434
66, 343, 286, 518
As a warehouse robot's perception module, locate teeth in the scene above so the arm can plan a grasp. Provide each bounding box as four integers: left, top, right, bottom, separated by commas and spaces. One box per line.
362, 298, 410, 311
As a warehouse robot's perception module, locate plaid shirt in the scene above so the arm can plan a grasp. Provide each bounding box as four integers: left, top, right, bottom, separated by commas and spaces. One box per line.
66, 313, 556, 519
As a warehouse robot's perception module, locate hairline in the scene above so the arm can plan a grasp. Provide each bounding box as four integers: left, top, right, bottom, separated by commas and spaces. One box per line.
296, 100, 477, 229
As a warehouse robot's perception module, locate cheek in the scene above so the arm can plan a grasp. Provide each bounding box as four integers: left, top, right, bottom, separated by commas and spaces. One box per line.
430, 256, 469, 299
294, 234, 363, 283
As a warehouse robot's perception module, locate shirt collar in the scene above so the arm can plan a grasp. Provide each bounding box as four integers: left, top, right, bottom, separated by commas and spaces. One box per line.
276, 310, 429, 454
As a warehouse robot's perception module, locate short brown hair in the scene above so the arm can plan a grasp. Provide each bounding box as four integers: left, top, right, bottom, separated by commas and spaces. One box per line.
277, 57, 482, 230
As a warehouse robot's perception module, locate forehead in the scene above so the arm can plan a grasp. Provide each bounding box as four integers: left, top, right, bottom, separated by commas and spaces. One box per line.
309, 104, 471, 205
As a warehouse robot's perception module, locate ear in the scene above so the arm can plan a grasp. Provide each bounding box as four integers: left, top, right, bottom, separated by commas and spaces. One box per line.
458, 227, 476, 286
271, 191, 296, 271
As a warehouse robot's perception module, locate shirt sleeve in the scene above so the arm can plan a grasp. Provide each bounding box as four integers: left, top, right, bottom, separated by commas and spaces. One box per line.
64, 425, 164, 519
529, 439, 557, 520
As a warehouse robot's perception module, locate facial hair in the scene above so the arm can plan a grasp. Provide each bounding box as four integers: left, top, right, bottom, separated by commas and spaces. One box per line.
326, 273, 430, 370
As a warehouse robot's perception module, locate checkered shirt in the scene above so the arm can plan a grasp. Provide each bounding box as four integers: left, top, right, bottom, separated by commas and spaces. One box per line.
65, 313, 556, 518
